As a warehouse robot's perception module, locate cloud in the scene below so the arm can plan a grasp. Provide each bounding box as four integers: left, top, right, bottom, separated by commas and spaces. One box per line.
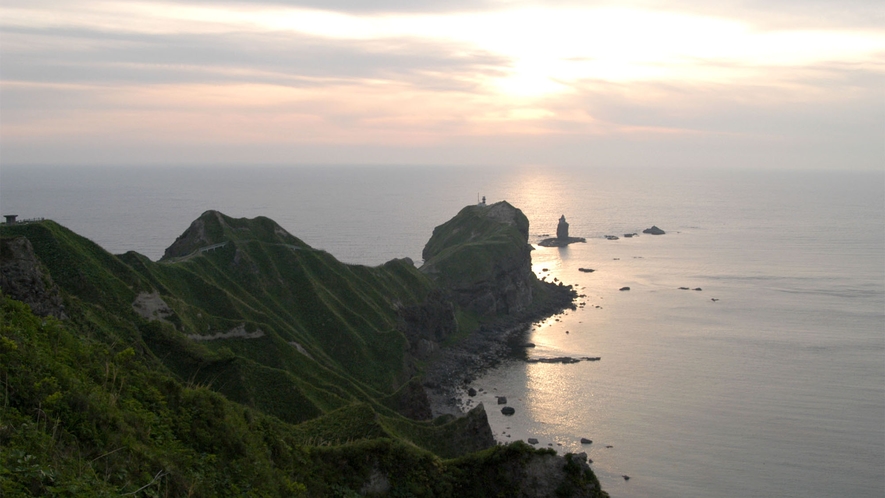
1, 0, 882, 169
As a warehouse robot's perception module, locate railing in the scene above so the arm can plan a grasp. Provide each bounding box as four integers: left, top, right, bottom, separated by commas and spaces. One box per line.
1, 217, 46, 225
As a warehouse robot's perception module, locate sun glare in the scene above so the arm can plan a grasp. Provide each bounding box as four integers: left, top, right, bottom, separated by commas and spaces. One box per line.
3, 1, 882, 100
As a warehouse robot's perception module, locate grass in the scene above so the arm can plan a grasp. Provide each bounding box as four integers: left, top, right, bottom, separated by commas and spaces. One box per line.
0, 209, 605, 497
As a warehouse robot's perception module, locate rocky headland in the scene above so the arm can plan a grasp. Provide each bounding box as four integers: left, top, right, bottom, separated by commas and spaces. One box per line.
0, 203, 606, 497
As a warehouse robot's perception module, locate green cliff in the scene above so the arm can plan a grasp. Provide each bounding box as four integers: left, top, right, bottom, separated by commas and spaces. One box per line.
0, 206, 606, 497
421, 201, 537, 316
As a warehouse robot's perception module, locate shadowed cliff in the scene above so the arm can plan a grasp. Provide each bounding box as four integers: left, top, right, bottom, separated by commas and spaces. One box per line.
421, 201, 537, 316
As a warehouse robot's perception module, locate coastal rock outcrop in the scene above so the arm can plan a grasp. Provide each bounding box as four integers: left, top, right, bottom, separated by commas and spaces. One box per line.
0, 236, 66, 319
397, 289, 458, 361
538, 215, 587, 247
643, 225, 666, 235
557, 215, 569, 239
420, 201, 536, 316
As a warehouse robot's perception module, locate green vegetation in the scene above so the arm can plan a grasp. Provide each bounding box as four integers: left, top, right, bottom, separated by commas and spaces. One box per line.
421, 202, 531, 291
1, 211, 605, 497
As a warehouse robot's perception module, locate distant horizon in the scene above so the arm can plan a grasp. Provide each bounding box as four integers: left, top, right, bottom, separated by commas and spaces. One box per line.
2, 0, 883, 171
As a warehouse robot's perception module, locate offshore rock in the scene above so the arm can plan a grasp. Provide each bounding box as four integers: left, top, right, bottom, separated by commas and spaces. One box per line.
421, 201, 536, 316
0, 236, 67, 319
643, 225, 666, 235
557, 215, 570, 239
538, 236, 586, 247
538, 215, 586, 247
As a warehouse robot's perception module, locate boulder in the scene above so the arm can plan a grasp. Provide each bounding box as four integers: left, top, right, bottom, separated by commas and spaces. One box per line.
467, 388, 477, 397
527, 438, 539, 445
497, 396, 508, 404
619, 286, 630, 291
580, 438, 593, 444
643, 225, 665, 235
501, 406, 515, 415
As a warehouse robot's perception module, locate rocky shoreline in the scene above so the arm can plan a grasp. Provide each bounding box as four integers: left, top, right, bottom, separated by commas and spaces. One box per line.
423, 282, 578, 417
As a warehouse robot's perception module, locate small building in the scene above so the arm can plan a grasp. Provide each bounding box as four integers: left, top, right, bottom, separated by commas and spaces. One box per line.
3, 215, 17, 224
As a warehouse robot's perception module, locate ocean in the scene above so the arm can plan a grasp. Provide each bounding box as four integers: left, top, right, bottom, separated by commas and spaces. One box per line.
1, 164, 883, 497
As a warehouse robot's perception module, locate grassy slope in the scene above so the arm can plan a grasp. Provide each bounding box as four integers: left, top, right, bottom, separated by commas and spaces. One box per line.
0, 213, 605, 497
2, 296, 609, 497
2, 219, 426, 422
421, 202, 531, 291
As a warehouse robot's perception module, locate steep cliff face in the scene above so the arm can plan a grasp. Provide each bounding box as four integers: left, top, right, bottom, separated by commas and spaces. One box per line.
420, 201, 536, 316
0, 236, 66, 319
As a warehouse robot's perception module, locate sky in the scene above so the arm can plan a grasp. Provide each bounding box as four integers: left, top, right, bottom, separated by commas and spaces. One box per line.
1, 0, 883, 170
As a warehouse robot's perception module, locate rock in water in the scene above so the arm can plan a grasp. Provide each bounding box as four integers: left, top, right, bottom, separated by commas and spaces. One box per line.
581, 438, 593, 444
501, 406, 516, 415
557, 215, 569, 239
497, 396, 508, 404
642, 225, 666, 235
538, 214, 586, 247
527, 438, 539, 444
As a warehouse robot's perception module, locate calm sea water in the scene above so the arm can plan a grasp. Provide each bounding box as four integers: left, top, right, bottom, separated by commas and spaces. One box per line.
2, 164, 883, 497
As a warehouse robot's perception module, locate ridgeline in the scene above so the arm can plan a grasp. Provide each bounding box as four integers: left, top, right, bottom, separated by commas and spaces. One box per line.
0, 202, 606, 497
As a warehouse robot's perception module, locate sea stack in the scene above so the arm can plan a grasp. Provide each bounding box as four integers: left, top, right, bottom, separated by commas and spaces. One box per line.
556, 215, 569, 239
538, 215, 586, 247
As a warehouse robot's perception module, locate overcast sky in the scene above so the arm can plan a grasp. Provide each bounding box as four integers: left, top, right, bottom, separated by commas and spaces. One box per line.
1, 0, 882, 169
